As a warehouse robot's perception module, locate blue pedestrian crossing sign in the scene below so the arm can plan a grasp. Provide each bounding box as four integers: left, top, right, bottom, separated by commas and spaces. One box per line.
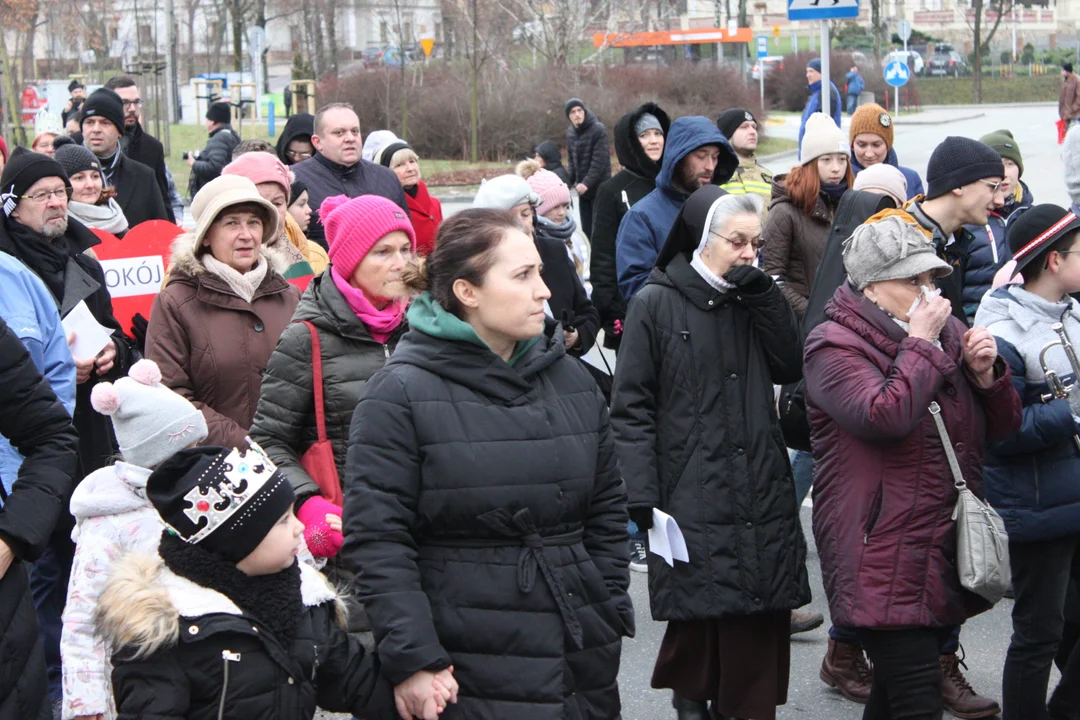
884, 60, 911, 87
757, 36, 768, 58
787, 0, 859, 21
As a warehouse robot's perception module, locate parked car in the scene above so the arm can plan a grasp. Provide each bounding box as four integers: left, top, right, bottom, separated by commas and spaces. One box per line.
928, 47, 968, 76
752, 56, 785, 80
362, 46, 386, 69
886, 49, 925, 76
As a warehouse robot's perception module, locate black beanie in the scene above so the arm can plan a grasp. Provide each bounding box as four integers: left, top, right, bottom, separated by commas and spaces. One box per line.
206, 101, 232, 125
378, 141, 410, 168
53, 136, 102, 180
68, 79, 85, 93
147, 444, 296, 563
80, 88, 125, 135
1065, 62, 1074, 74
289, 179, 308, 205
564, 97, 585, 118
925, 137, 1005, 200
0, 147, 70, 217
717, 108, 757, 141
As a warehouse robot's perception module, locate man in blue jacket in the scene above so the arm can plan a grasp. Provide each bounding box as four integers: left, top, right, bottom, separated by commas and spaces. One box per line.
800, 58, 843, 151
844, 64, 865, 115
615, 116, 737, 299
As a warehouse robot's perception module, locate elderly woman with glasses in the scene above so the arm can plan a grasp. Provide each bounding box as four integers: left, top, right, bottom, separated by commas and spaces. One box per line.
611, 186, 810, 720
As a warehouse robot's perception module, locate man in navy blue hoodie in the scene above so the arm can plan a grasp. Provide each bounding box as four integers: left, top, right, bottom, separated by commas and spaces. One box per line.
615, 117, 737, 299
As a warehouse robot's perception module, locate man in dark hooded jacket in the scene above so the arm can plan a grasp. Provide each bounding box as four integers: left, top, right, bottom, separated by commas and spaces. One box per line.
276, 113, 315, 166
534, 140, 571, 187
591, 102, 670, 352
564, 98, 611, 239
616, 116, 737, 299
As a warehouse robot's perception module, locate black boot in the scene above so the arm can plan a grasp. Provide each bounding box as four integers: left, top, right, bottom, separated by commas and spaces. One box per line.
672, 693, 710, 720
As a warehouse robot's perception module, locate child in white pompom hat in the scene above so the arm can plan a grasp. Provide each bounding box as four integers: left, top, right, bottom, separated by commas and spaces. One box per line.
61, 359, 208, 720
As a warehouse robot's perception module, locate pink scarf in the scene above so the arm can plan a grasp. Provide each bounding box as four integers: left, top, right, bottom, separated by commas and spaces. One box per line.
330, 267, 405, 344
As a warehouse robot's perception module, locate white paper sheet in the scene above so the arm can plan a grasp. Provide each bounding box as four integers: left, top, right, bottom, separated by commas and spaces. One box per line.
62, 300, 112, 360
648, 508, 690, 567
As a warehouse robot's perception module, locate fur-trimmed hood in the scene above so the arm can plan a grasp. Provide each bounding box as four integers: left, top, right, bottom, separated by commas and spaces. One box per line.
95, 553, 342, 660
165, 228, 295, 280
70, 462, 158, 541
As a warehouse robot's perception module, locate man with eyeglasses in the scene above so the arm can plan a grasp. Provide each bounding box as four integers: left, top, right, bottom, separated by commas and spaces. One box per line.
0, 146, 134, 715
78, 88, 170, 228
186, 101, 240, 197
291, 102, 409, 247
104, 75, 181, 223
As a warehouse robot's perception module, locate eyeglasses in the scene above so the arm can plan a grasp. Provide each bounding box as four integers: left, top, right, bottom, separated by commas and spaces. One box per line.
285, 150, 312, 160
21, 187, 72, 204
979, 179, 1004, 195
121, 99, 143, 108
712, 232, 763, 251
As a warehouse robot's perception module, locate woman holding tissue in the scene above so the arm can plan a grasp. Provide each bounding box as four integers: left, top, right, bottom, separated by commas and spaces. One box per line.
250, 193, 414, 631
804, 210, 1021, 718
610, 186, 810, 720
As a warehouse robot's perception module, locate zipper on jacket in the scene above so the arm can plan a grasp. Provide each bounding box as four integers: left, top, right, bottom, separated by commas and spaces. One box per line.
620, 190, 631, 212
219, 650, 241, 720
383, 344, 390, 361
986, 224, 998, 265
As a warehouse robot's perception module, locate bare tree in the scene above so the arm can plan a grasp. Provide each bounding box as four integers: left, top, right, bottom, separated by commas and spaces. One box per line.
966, 0, 1014, 102
498, 0, 613, 67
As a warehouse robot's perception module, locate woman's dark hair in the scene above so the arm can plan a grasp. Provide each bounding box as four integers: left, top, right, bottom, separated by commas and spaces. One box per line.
401, 208, 522, 318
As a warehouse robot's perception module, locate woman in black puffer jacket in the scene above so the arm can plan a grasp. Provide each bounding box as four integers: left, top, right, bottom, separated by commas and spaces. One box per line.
250, 194, 415, 632
341, 209, 633, 720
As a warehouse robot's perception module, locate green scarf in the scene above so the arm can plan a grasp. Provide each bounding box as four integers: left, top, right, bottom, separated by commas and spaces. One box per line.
406, 292, 541, 366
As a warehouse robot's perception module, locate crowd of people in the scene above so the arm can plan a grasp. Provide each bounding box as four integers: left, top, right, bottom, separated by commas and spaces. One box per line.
0, 64, 1078, 720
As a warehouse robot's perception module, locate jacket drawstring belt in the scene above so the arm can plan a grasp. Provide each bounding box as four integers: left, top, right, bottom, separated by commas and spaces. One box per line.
473, 507, 586, 649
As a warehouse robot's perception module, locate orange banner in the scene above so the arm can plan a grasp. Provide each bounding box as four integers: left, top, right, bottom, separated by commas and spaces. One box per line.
593, 28, 753, 48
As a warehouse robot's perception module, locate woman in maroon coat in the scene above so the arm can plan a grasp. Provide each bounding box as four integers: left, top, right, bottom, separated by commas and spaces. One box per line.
804, 210, 1021, 719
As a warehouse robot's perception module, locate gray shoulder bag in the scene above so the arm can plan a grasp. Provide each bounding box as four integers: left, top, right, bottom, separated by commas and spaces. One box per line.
929, 401, 1011, 604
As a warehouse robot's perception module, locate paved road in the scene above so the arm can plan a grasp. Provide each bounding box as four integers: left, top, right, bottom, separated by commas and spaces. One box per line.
762, 102, 1068, 207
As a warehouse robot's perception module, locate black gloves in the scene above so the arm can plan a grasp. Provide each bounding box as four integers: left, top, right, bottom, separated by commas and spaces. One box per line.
130, 313, 149, 355
629, 507, 654, 531
724, 265, 773, 296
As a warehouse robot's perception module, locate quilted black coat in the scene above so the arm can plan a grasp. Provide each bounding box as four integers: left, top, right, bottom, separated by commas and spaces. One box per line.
610, 186, 811, 621
0, 317, 79, 720
342, 316, 633, 720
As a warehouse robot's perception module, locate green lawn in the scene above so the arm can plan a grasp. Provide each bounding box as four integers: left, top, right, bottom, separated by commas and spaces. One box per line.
758, 136, 798, 156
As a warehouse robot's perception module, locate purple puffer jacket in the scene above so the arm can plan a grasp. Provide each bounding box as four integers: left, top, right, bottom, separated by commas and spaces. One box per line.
804, 283, 1021, 629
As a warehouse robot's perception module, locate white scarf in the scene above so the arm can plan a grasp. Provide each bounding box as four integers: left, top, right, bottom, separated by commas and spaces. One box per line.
68, 198, 129, 236
200, 254, 269, 304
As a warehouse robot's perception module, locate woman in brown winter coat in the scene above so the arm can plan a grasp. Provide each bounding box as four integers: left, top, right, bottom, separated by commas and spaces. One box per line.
146, 174, 301, 447
763, 113, 854, 320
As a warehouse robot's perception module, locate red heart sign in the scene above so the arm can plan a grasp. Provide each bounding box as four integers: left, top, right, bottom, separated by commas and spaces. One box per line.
92, 220, 184, 339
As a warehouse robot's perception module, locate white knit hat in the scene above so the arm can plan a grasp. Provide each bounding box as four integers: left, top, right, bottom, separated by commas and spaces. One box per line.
90, 360, 208, 469
800, 113, 851, 165
853, 164, 908, 207
472, 174, 539, 211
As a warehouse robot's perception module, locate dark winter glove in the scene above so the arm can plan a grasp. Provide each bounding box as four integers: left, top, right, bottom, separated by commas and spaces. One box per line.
629, 507, 654, 531
723, 265, 774, 296
130, 313, 149, 355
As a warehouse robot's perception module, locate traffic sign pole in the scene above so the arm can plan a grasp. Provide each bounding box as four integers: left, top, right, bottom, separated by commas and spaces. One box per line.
756, 36, 768, 110
820, 21, 830, 119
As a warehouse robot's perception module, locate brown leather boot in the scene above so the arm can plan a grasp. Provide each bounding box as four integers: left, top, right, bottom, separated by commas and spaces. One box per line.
939, 653, 1001, 719
819, 638, 872, 703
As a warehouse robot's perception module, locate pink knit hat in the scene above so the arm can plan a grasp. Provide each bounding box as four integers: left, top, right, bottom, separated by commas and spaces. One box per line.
222, 152, 294, 202
321, 195, 416, 277
525, 167, 571, 217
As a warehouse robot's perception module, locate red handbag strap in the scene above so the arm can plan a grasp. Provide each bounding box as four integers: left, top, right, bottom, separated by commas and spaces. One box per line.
299, 321, 328, 443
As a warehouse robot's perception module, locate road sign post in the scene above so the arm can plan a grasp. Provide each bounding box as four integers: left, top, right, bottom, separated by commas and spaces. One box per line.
884, 59, 911, 116
787, 0, 859, 123
757, 36, 768, 109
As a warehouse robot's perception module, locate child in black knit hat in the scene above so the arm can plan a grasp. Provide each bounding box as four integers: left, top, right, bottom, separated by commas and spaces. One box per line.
94, 440, 455, 720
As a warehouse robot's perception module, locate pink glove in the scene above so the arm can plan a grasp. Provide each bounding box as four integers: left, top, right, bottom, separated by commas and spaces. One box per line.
297, 496, 344, 558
